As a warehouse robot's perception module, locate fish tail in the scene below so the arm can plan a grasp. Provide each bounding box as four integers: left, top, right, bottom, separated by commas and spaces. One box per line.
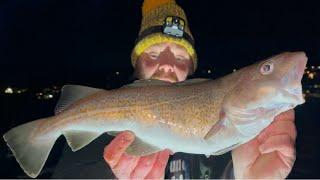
3, 118, 60, 178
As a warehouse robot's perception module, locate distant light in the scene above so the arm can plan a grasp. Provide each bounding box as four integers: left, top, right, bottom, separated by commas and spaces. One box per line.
5, 87, 13, 94
115, 71, 120, 75
318, 66, 320, 70
311, 66, 315, 69
48, 94, 53, 98
306, 90, 310, 93
308, 73, 315, 79
207, 69, 212, 74
314, 84, 319, 89
233, 69, 237, 72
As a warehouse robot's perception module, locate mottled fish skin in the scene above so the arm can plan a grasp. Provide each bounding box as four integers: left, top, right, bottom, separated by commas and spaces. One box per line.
3, 51, 307, 178
48, 74, 240, 138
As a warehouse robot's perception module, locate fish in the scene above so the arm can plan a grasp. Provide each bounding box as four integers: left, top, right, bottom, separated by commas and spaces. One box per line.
3, 51, 307, 178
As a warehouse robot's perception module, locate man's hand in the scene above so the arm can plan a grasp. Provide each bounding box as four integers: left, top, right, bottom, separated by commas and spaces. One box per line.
232, 109, 297, 179
103, 131, 171, 179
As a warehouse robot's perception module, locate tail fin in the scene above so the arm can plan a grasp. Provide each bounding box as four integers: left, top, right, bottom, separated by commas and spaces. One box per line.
3, 119, 59, 178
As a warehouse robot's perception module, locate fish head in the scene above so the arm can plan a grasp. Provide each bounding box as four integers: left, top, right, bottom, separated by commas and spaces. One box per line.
220, 52, 307, 138
225, 51, 307, 111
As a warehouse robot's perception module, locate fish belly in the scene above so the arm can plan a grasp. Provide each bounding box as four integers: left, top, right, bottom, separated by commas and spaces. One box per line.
63, 116, 214, 155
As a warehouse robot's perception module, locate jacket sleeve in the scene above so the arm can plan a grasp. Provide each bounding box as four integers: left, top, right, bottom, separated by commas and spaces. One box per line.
220, 160, 235, 179
51, 134, 115, 179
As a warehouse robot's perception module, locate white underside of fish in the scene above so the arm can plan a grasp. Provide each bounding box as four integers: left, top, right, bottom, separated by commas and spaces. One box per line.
65, 102, 293, 156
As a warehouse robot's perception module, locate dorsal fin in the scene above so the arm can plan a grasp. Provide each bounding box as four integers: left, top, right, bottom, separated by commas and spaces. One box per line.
121, 79, 172, 88
175, 78, 210, 86
122, 78, 210, 88
54, 85, 102, 114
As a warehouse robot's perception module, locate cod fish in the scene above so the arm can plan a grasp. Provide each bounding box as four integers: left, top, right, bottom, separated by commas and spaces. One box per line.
3, 52, 307, 178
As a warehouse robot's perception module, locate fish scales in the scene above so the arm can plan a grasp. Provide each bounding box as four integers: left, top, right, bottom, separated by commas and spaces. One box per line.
51, 78, 238, 138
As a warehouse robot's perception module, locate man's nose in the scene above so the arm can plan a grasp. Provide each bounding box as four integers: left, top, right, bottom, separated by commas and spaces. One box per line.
159, 64, 174, 73
158, 48, 175, 73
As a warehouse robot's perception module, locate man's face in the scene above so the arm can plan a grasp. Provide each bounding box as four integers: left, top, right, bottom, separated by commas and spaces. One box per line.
135, 42, 194, 83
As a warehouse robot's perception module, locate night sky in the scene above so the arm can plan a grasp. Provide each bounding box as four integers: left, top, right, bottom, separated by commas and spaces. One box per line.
0, 0, 319, 88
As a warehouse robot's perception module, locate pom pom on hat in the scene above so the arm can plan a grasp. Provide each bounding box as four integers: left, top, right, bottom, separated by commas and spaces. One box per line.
142, 0, 175, 15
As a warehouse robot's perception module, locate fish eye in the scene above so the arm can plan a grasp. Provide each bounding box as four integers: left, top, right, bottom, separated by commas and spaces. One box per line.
260, 61, 274, 75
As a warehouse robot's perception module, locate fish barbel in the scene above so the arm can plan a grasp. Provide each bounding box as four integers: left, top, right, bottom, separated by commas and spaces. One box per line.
3, 52, 307, 178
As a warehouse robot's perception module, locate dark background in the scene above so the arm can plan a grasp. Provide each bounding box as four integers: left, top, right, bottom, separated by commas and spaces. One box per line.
0, 0, 319, 178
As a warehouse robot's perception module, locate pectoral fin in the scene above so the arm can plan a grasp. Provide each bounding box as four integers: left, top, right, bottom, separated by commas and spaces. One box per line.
204, 110, 227, 140
64, 130, 101, 152
204, 121, 224, 140
125, 136, 161, 156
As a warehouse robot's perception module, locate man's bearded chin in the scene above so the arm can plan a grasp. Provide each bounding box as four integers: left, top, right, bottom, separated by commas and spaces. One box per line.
150, 70, 178, 83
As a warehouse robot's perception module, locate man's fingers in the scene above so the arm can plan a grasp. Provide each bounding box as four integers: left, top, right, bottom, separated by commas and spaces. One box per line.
112, 154, 140, 179
145, 149, 171, 179
259, 134, 295, 158
247, 151, 293, 179
257, 118, 296, 142
258, 110, 296, 142
274, 109, 295, 122
253, 134, 296, 178
130, 153, 158, 179
103, 131, 135, 168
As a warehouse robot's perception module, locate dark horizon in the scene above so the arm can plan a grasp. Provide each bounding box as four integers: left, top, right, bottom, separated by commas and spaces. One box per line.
1, 0, 320, 88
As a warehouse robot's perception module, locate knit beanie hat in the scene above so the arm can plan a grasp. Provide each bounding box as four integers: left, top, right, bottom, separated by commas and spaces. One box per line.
131, 0, 197, 73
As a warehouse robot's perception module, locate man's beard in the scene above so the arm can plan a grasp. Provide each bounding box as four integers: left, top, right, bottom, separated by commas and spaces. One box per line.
151, 70, 178, 83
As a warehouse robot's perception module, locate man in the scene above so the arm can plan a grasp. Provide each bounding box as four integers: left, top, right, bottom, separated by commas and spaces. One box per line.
52, 0, 296, 179
103, 0, 297, 179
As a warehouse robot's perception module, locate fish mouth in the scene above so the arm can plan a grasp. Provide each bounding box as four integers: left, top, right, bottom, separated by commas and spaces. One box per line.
280, 52, 307, 85
292, 52, 307, 105
293, 52, 308, 81
283, 87, 305, 105
281, 52, 307, 105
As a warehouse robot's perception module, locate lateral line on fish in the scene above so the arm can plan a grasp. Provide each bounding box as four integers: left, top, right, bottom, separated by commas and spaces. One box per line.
40, 92, 208, 135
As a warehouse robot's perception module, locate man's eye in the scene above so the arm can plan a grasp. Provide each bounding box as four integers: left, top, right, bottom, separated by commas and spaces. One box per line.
148, 53, 159, 60
176, 56, 188, 62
